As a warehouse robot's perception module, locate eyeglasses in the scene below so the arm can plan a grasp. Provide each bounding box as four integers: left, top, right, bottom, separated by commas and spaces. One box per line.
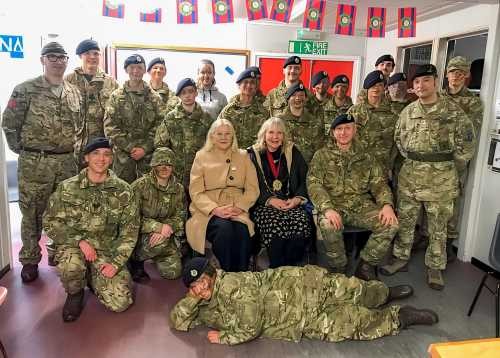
45, 54, 69, 63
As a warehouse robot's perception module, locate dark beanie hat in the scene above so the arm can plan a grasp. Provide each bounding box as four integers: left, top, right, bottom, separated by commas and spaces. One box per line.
363, 70, 385, 89
411, 64, 438, 81
236, 67, 259, 84
331, 113, 355, 130
147, 57, 165, 72
285, 82, 305, 101
283, 55, 302, 68
375, 54, 395, 67
387, 72, 407, 86
76, 39, 99, 55
176, 78, 197, 96
182, 257, 210, 287
83, 137, 111, 155
41, 42, 67, 56
311, 71, 329, 87
124, 54, 145, 70
331, 74, 350, 87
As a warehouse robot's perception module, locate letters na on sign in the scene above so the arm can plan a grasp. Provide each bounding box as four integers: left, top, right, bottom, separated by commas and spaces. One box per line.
0, 35, 24, 58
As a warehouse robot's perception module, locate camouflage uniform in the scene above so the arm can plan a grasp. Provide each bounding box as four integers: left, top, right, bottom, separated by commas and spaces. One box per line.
43, 169, 139, 312
229, 91, 266, 107
104, 81, 163, 183
2, 76, 80, 265
307, 140, 397, 271
390, 100, 411, 116
392, 95, 476, 270
322, 95, 353, 135
348, 100, 399, 176
131, 169, 186, 279
65, 67, 118, 163
150, 81, 179, 115
171, 265, 400, 344
277, 108, 325, 164
218, 95, 270, 148
154, 102, 212, 187
264, 80, 320, 117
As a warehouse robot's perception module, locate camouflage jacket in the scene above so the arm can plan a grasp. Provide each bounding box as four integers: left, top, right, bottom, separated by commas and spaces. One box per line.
395, 95, 476, 201
65, 67, 118, 156
150, 81, 179, 115
43, 169, 139, 269
154, 102, 213, 186
263, 80, 320, 117
104, 81, 163, 155
348, 100, 399, 173
229, 91, 266, 106
218, 95, 270, 149
131, 171, 186, 236
277, 108, 325, 164
390, 99, 411, 115
307, 140, 393, 214
2, 75, 81, 154
440, 86, 483, 133
322, 95, 353, 135
171, 265, 342, 345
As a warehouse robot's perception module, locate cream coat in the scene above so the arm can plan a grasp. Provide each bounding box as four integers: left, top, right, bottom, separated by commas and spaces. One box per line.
186, 148, 259, 253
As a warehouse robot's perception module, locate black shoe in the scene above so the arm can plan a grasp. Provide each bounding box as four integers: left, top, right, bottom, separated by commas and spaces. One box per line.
387, 285, 414, 303
63, 289, 85, 322
129, 260, 150, 284
398, 305, 439, 329
447, 238, 457, 263
354, 260, 378, 281
48, 255, 57, 267
21, 264, 39, 283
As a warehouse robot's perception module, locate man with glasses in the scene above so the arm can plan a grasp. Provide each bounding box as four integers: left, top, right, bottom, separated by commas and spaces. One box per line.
2, 42, 81, 282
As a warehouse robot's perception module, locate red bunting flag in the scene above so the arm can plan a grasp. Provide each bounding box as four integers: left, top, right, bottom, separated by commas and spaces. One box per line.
398, 7, 416, 38
140, 8, 162, 23
335, 4, 356, 36
177, 0, 198, 24
270, 0, 294, 23
212, 0, 234, 24
303, 0, 326, 31
366, 7, 386, 38
102, 0, 124, 19
246, 0, 268, 21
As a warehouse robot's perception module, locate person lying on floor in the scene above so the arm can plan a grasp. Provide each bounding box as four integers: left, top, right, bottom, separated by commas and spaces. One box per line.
170, 258, 438, 345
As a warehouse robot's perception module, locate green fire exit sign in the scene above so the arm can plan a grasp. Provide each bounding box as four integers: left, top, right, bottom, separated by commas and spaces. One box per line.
288, 40, 328, 55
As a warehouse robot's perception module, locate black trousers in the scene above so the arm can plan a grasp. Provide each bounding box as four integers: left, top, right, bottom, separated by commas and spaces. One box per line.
206, 217, 251, 272
267, 237, 307, 268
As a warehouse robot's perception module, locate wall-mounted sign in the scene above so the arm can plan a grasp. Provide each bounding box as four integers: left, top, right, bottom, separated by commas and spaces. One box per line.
288, 40, 328, 56
0, 35, 24, 58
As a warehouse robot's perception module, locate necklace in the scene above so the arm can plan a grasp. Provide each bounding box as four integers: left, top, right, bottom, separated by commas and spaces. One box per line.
266, 150, 282, 191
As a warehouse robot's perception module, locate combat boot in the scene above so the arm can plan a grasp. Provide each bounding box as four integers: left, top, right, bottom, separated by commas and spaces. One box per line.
63, 289, 84, 322
446, 238, 457, 263
354, 260, 377, 281
379, 257, 408, 276
21, 264, 38, 283
129, 260, 150, 283
386, 285, 414, 303
427, 268, 444, 290
398, 305, 439, 329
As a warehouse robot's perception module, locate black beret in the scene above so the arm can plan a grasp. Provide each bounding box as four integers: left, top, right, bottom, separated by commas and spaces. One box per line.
147, 57, 165, 72
331, 74, 350, 87
176, 78, 196, 96
375, 54, 395, 67
387, 73, 407, 86
182, 257, 209, 287
76, 39, 99, 55
247, 66, 262, 77
83, 137, 111, 155
285, 82, 305, 101
124, 54, 145, 69
283, 55, 302, 68
412, 64, 438, 81
236, 68, 258, 84
363, 70, 385, 89
331, 113, 355, 130
311, 71, 329, 87
41, 42, 67, 56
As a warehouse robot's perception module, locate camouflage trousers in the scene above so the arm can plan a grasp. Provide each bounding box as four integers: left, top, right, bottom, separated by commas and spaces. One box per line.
18, 151, 77, 265
303, 274, 400, 341
56, 245, 133, 312
113, 149, 152, 184
133, 234, 182, 279
317, 201, 398, 270
393, 193, 454, 270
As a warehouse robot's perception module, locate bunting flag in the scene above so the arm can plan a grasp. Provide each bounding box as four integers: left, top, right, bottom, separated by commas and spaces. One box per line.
102, 0, 124, 19
303, 0, 326, 31
366, 7, 386, 38
212, 0, 234, 24
398, 7, 416, 37
335, 4, 356, 36
246, 0, 268, 21
270, 0, 294, 23
140, 8, 162, 23
177, 0, 198, 24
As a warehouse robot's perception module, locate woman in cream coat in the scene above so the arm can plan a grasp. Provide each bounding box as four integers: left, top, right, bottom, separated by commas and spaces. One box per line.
187, 118, 259, 271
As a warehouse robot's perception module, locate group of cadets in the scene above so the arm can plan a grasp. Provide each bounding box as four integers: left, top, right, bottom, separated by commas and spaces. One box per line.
1, 38, 482, 331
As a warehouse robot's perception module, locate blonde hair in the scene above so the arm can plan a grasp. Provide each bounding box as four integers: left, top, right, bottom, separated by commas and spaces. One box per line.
202, 118, 239, 152
254, 117, 289, 152
196, 59, 216, 88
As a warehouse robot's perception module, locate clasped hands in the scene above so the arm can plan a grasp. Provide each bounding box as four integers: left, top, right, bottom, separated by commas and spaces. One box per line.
78, 240, 117, 278
324, 204, 398, 231
212, 205, 243, 219
268, 197, 302, 211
